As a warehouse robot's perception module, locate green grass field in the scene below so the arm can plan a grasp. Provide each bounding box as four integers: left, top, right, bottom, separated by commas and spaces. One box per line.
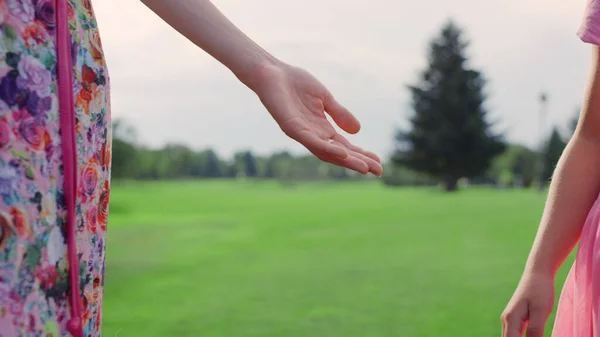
101, 180, 571, 337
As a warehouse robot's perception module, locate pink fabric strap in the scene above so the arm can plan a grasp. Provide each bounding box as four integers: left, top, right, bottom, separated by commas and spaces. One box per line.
56, 0, 83, 336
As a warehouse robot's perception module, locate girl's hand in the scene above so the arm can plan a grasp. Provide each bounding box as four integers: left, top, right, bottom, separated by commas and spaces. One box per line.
250, 62, 383, 176
501, 271, 555, 337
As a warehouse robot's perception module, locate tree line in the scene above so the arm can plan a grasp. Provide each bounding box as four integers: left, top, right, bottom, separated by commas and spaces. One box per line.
111, 114, 573, 189
111, 120, 358, 182
111, 20, 575, 191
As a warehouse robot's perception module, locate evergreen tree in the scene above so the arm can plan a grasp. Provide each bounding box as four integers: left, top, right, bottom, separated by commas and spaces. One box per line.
393, 21, 505, 191
264, 157, 276, 178
204, 149, 222, 178
242, 151, 258, 178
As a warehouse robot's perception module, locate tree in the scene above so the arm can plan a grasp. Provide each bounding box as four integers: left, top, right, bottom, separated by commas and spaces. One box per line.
242, 151, 258, 177
264, 157, 277, 178
203, 149, 222, 178
541, 126, 567, 184
393, 20, 505, 191
224, 160, 238, 178
232, 151, 259, 178
266, 151, 293, 180
111, 119, 138, 179
111, 138, 137, 179
162, 144, 195, 178
488, 144, 538, 188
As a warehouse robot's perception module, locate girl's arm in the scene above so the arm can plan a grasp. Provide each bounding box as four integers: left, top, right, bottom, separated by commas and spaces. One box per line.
526, 47, 600, 277
501, 47, 600, 337
139, 0, 382, 176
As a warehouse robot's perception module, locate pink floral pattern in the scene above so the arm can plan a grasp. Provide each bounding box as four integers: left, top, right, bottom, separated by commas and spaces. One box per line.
0, 0, 111, 336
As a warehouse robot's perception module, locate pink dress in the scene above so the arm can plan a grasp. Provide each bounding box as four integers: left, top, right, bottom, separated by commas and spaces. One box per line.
552, 198, 600, 336
552, 2, 600, 334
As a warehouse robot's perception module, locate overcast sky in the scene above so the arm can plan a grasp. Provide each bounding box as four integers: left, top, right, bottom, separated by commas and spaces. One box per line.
93, 0, 592, 159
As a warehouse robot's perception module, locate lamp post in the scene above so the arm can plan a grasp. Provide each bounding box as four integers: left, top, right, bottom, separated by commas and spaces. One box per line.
537, 92, 548, 191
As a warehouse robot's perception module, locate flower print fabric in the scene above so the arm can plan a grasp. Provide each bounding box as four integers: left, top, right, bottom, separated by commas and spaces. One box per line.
0, 0, 111, 336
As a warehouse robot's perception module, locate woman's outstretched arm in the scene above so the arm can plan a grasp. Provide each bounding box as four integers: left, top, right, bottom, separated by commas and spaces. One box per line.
140, 0, 383, 176
501, 46, 600, 337
140, 0, 275, 89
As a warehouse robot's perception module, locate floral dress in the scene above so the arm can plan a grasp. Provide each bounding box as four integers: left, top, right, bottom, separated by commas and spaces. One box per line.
0, 0, 111, 336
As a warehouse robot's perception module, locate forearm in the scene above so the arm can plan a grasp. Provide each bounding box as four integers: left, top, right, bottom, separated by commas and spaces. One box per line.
525, 51, 600, 277
140, 0, 280, 90
525, 136, 600, 277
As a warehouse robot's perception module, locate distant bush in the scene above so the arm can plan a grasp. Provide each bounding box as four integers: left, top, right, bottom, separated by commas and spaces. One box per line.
381, 164, 437, 187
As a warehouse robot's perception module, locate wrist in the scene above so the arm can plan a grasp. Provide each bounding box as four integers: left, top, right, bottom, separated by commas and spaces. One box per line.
523, 259, 558, 279
233, 52, 284, 93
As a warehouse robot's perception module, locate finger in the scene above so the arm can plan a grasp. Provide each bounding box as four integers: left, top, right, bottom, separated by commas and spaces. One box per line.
525, 311, 546, 337
503, 317, 525, 337
314, 150, 369, 175
525, 323, 544, 337
332, 134, 382, 163
330, 140, 383, 176
296, 131, 348, 159
324, 93, 361, 134
359, 153, 383, 176
501, 307, 527, 337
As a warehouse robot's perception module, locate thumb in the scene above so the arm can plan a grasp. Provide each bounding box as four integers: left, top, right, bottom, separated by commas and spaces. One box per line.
525, 310, 547, 337
323, 93, 361, 134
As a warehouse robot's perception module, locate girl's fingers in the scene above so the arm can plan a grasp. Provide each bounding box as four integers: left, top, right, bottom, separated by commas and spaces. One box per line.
501, 304, 528, 337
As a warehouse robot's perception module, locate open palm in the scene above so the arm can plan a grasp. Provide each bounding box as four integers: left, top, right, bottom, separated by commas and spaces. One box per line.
252, 63, 383, 176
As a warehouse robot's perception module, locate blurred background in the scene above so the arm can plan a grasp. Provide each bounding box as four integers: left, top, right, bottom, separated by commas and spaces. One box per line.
94, 1, 588, 336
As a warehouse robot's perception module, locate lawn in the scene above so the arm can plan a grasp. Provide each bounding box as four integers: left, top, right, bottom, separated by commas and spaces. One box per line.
101, 180, 570, 337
